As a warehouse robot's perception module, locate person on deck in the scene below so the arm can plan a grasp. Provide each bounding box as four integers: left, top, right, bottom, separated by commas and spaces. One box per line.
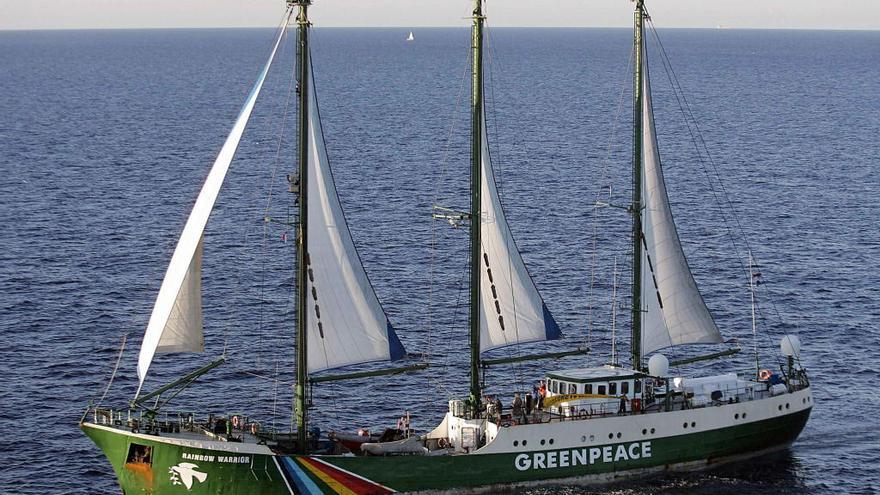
493, 396, 503, 423
537, 380, 546, 410
618, 394, 628, 415
512, 393, 524, 423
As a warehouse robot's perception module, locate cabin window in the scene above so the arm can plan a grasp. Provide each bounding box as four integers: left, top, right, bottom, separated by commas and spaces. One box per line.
585, 384, 593, 394
126, 443, 152, 465
635, 380, 642, 393
569, 383, 577, 394
609, 382, 617, 395
551, 381, 557, 393
621, 381, 630, 395
598, 385, 606, 395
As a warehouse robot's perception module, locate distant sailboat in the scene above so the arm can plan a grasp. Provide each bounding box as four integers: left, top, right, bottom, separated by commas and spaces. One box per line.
406, 30, 414, 41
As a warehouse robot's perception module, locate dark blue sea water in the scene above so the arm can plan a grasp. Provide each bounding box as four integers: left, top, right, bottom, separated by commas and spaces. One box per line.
1, 25, 879, 494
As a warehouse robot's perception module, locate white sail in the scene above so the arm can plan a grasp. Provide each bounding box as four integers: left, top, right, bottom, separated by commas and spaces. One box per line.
156, 237, 205, 353
304, 54, 405, 373
639, 43, 723, 356
136, 16, 290, 395
478, 113, 560, 353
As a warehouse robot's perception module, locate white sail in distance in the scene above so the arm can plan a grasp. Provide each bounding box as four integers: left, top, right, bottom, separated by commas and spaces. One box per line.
135, 13, 291, 396
639, 40, 723, 356
304, 53, 405, 373
478, 112, 560, 353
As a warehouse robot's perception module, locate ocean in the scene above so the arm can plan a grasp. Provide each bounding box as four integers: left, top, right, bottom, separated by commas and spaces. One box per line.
0, 25, 878, 494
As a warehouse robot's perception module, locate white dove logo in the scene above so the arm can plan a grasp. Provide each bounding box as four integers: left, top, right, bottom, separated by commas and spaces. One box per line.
169, 462, 208, 490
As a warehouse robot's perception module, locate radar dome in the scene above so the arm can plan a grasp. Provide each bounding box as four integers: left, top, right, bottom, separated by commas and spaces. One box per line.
648, 353, 669, 377
780, 335, 802, 357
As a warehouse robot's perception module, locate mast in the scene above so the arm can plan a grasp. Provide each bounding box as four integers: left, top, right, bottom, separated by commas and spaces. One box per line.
630, 0, 645, 371
469, 0, 485, 404
294, 0, 310, 454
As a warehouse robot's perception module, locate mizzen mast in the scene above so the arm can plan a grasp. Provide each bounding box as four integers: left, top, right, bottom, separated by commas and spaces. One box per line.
468, 0, 486, 407
630, 0, 646, 372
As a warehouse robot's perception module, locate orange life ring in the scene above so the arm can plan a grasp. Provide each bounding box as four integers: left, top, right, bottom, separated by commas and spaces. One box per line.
759, 369, 772, 381
231, 415, 241, 429
250, 423, 259, 435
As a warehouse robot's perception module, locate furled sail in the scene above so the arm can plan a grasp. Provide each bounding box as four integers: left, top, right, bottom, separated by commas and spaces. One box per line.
478, 112, 561, 352
304, 54, 405, 373
135, 15, 290, 396
639, 42, 723, 355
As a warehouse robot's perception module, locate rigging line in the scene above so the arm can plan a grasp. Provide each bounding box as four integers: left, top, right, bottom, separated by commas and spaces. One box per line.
484, 20, 504, 199
272, 360, 280, 433
645, 21, 787, 370
235, 367, 294, 385
426, 35, 472, 395
426, 13, 472, 376
429, 38, 472, 203
432, 249, 473, 398
586, 42, 634, 353
646, 21, 748, 282
259, 18, 299, 363
228, 12, 296, 374
95, 334, 128, 407
482, 23, 522, 387
645, 20, 796, 350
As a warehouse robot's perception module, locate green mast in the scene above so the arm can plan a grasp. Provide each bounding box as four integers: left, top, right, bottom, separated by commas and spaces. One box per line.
630, 0, 645, 372
293, 0, 310, 453
469, 0, 485, 406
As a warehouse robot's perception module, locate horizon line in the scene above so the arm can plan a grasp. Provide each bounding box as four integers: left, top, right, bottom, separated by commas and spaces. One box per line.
2, 25, 879, 32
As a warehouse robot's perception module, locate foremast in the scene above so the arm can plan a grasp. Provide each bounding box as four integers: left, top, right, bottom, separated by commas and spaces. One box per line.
469, 0, 486, 407
630, 0, 646, 372
293, 0, 311, 454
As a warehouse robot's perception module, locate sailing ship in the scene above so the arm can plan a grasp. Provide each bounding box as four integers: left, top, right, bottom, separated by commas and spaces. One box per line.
82, 1, 812, 493
406, 31, 414, 41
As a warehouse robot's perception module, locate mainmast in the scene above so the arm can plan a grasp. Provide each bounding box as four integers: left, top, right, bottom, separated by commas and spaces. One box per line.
469, 0, 485, 405
630, 0, 645, 371
293, 0, 310, 453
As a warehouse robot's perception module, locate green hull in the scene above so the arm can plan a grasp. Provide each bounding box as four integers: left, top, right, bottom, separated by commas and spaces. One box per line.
82, 406, 809, 494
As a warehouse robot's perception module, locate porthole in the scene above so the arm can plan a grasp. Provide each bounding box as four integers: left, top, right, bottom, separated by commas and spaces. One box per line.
608, 433, 614, 439
522, 440, 527, 446
683, 422, 688, 428
540, 439, 546, 446
616, 432, 622, 439
786, 403, 790, 410
691, 422, 696, 428
650, 428, 655, 434
589, 435, 595, 442
549, 438, 555, 445
735, 413, 739, 419
513, 441, 519, 447
742, 413, 747, 419
581, 435, 587, 443
778, 405, 783, 411
802, 398, 806, 404
642, 428, 647, 435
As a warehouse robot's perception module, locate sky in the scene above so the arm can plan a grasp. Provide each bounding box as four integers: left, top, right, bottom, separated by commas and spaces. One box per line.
1, 0, 878, 31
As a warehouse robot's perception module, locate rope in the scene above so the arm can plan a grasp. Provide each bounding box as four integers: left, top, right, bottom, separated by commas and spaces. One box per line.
585, 44, 634, 360
95, 334, 127, 407
426, 32, 473, 397
645, 17, 787, 369
483, 20, 525, 396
